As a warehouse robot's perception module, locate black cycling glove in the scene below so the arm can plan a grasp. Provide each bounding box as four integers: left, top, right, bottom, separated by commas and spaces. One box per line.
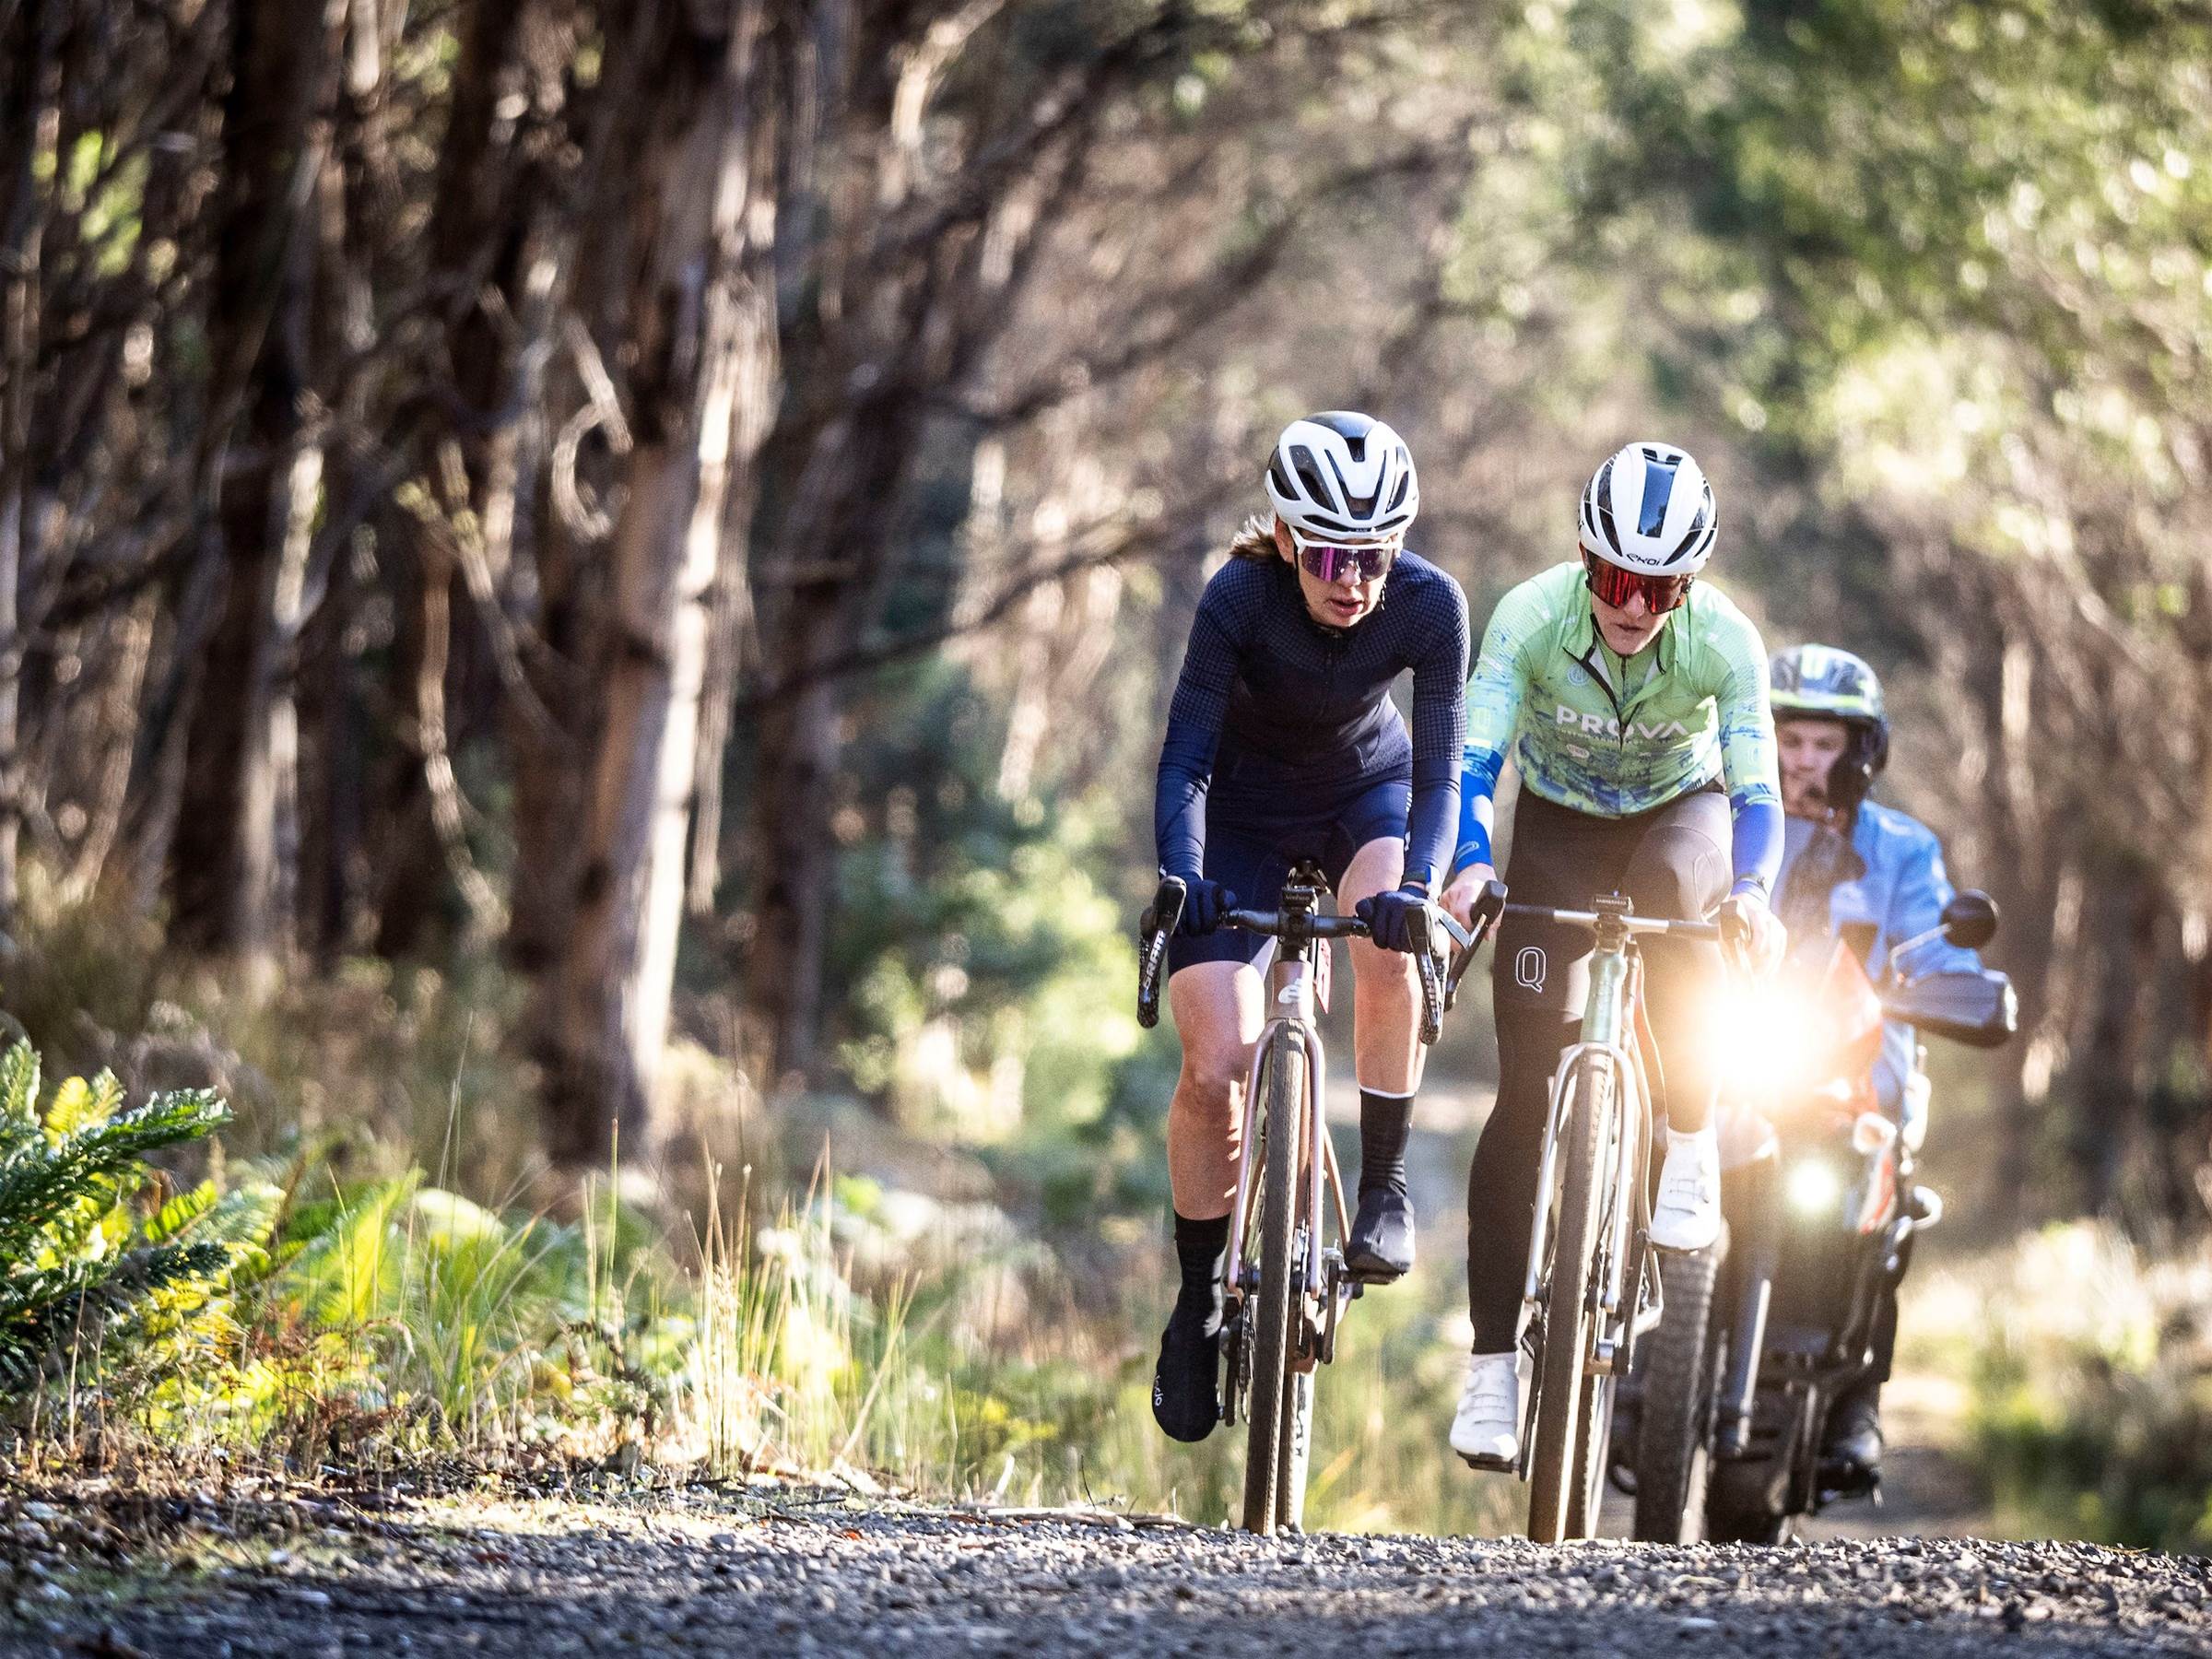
1172, 877, 1238, 937
1356, 882, 1435, 955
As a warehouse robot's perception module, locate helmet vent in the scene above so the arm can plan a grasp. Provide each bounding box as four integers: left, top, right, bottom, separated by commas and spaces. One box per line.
1636, 453, 1681, 538
1593, 458, 1622, 554
1665, 507, 1707, 565
1289, 445, 1337, 512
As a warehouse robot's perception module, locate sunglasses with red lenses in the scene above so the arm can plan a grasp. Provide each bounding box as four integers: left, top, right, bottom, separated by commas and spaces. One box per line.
1583, 549, 1694, 613
1295, 540, 1398, 584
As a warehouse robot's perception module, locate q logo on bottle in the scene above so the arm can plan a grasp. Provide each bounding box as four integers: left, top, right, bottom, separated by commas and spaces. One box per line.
1513, 946, 1547, 994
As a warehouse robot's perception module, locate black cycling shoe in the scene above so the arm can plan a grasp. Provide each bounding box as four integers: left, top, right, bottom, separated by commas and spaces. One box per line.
1345, 1187, 1415, 1283
1818, 1388, 1884, 1494
1150, 1314, 1221, 1442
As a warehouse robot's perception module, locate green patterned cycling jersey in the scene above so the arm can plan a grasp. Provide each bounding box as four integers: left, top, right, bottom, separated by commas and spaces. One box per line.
1453, 561, 1782, 877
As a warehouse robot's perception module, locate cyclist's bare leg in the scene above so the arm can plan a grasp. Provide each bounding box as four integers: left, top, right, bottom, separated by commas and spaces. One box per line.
1166, 961, 1265, 1219
1156, 961, 1265, 1440
1339, 834, 1425, 1279
1338, 834, 1423, 1094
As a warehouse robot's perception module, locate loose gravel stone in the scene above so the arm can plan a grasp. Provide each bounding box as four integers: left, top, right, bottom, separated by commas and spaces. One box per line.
4, 1492, 2209, 1657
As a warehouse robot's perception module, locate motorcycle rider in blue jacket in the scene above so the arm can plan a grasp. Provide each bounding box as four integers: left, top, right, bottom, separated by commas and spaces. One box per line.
1769, 644, 1983, 1485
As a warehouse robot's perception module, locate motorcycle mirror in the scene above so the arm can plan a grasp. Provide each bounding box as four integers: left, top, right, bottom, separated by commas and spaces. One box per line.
1940, 890, 1998, 949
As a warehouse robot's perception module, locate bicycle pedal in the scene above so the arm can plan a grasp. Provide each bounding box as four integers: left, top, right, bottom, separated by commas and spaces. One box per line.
1343, 1260, 1406, 1288
1458, 1452, 1517, 1474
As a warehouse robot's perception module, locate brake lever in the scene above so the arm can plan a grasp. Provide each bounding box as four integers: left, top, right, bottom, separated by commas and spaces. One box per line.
1136, 877, 1186, 1030
1410, 901, 1474, 1045
1442, 879, 1508, 1013
1417, 946, 1443, 1047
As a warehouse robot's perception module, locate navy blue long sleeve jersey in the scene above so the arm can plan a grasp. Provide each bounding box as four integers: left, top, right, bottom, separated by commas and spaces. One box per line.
1153, 550, 1470, 888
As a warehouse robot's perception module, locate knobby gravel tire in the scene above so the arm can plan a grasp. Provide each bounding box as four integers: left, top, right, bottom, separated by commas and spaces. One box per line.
1568, 1084, 1646, 1539
1277, 1369, 1315, 1533
1632, 1244, 1721, 1542
1241, 1029, 1305, 1535
1567, 1366, 1616, 1538
1527, 1053, 1611, 1544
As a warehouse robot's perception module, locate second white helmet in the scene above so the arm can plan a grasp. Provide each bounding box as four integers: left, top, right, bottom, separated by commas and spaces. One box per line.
1578, 441, 1719, 573
1265, 412, 1418, 543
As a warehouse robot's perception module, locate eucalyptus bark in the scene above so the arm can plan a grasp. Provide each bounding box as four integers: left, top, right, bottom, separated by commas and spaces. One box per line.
543, 0, 781, 1168
0, 2, 61, 940
170, 0, 343, 972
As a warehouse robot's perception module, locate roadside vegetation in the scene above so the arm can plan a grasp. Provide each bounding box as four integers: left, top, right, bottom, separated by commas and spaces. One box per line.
1912, 1223, 2212, 1552
0, 882, 1520, 1536
3, 0, 2209, 1555
6, 872, 2203, 1547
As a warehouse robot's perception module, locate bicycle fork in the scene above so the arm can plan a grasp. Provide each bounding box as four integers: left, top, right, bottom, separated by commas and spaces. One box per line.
1223, 974, 1352, 1340
1518, 1041, 1658, 1367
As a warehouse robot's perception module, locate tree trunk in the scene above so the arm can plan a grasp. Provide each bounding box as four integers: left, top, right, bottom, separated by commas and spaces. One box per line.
1983, 594, 2062, 1216
2072, 853, 2159, 1218
543, 0, 780, 1169
738, 390, 916, 1092
0, 2, 61, 941
742, 634, 841, 1092
170, 0, 342, 974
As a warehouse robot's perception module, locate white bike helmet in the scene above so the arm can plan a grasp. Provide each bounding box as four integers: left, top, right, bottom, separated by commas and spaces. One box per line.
1264, 412, 1418, 543
1577, 441, 1719, 573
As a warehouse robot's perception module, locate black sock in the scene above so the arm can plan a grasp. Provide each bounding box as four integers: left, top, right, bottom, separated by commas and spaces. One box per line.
1358, 1088, 1415, 1201
1156, 1211, 1230, 1441
1170, 1211, 1230, 1333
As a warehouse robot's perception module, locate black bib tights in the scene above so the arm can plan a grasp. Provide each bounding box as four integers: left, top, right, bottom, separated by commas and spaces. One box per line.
1466, 785, 1733, 1353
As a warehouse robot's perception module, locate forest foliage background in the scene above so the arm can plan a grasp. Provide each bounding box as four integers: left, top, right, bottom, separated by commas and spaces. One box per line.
1, 0, 2210, 1535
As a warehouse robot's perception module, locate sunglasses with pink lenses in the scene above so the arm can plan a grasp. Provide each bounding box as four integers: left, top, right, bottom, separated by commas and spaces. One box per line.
1295, 539, 1400, 583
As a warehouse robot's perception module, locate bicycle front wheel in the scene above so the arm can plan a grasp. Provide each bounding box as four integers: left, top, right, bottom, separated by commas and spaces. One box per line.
1241, 1026, 1307, 1535
1527, 1052, 1613, 1544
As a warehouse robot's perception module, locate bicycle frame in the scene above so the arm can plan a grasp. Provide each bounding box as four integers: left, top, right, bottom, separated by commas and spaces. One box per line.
1136, 864, 1458, 1534
1224, 941, 1352, 1316
1519, 930, 1660, 1338
1508, 898, 1693, 1490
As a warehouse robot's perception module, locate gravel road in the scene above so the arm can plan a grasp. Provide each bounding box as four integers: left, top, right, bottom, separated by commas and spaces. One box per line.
8, 1487, 2210, 1657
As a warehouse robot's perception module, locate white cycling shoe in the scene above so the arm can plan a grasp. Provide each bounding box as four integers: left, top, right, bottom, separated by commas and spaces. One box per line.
1649, 1125, 1722, 1252
1450, 1350, 1523, 1467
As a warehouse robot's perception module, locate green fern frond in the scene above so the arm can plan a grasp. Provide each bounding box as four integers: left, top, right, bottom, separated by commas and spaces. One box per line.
0, 1094, 229, 1265
0, 1042, 39, 1123
0, 1047, 235, 1404
146, 1180, 220, 1244
287, 1174, 417, 1328
202, 1181, 285, 1250
44, 1072, 125, 1139
0, 1241, 229, 1393
43, 1076, 92, 1138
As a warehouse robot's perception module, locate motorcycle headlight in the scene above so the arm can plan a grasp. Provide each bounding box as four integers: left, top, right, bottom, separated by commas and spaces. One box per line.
1785, 1159, 1843, 1218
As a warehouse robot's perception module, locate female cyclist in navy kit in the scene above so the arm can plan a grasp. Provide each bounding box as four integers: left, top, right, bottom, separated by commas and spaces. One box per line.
1148, 412, 1470, 1441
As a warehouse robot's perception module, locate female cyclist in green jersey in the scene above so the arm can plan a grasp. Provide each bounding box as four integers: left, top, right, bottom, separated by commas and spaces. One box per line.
1438, 441, 1786, 1466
